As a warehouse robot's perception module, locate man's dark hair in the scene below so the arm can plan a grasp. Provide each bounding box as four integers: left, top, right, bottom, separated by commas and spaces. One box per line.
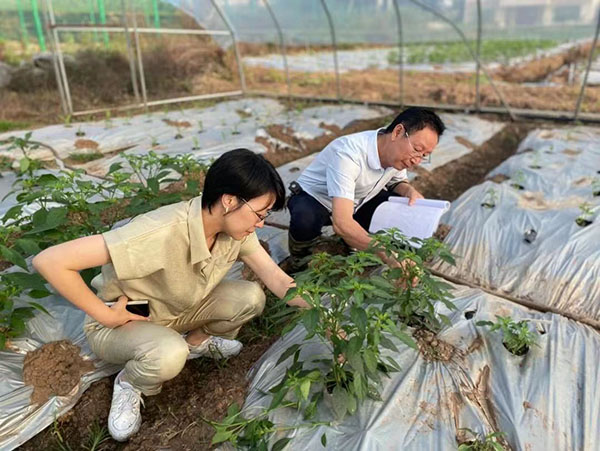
202, 148, 286, 213
383, 107, 445, 137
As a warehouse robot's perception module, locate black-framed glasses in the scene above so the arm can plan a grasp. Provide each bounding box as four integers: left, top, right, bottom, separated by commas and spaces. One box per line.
239, 197, 272, 223
405, 131, 431, 165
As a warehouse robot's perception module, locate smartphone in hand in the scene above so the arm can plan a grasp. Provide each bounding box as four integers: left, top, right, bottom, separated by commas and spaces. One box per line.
105, 299, 150, 317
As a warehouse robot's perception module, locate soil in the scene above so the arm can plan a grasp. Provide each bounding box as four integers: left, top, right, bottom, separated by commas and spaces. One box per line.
22, 340, 95, 405
487, 173, 510, 183
74, 139, 100, 150
18, 336, 277, 451
433, 223, 452, 242
494, 41, 594, 83
163, 119, 192, 128
413, 328, 455, 362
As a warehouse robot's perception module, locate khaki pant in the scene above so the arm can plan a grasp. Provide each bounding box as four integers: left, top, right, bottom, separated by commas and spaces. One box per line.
84, 280, 265, 395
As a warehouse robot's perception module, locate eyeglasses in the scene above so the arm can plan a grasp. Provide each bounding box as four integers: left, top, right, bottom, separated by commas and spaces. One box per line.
405, 131, 431, 165
239, 197, 272, 223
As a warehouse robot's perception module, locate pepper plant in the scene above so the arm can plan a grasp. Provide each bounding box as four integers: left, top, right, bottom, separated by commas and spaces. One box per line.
476, 315, 539, 356
481, 187, 498, 209
212, 230, 457, 448
367, 229, 457, 331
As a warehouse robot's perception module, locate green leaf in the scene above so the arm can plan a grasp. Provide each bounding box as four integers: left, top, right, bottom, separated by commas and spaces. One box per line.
302, 308, 319, 335
331, 385, 348, 419
379, 335, 399, 352
107, 162, 124, 175
3, 272, 48, 291
25, 207, 68, 235
211, 428, 233, 445
0, 245, 27, 270
346, 393, 357, 415
347, 352, 364, 376
19, 157, 30, 173
321, 433, 327, 447
147, 178, 159, 194
350, 307, 367, 334
299, 379, 311, 400
276, 344, 301, 366
271, 437, 292, 451
2, 205, 23, 222
392, 329, 417, 349
363, 349, 378, 374
28, 289, 52, 299
269, 386, 289, 410
14, 239, 41, 256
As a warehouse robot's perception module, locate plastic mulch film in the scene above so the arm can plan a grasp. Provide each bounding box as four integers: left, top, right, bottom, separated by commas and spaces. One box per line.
433, 126, 600, 323
0, 290, 120, 450
0, 224, 289, 451
241, 282, 600, 450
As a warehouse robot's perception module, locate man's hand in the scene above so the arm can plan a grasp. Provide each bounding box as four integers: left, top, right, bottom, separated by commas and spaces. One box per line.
394, 182, 424, 206
99, 295, 150, 328
406, 186, 424, 206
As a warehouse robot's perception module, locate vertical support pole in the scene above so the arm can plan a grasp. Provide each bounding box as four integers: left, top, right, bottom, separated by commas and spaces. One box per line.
574, 8, 600, 121
210, 0, 246, 93
43, 0, 71, 116
392, 0, 404, 107
121, 0, 140, 103
17, 0, 30, 47
319, 0, 341, 100
143, 0, 152, 27
475, 0, 482, 112
97, 0, 109, 48
87, 0, 99, 42
152, 0, 160, 28
131, 3, 148, 109
31, 0, 46, 51
263, 0, 291, 98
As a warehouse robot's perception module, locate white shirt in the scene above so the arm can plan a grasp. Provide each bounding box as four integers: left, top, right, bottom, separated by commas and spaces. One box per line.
297, 129, 408, 212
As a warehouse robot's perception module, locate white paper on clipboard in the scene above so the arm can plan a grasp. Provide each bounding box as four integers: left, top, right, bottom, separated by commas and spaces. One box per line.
368, 197, 451, 243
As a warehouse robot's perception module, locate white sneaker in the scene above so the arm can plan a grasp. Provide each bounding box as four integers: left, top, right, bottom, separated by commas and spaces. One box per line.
108, 369, 143, 442
187, 336, 243, 360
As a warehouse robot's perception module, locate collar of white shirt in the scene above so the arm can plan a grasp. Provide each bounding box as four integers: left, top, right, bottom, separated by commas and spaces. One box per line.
367, 128, 385, 171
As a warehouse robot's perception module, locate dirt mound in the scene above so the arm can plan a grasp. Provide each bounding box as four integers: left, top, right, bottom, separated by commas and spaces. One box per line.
494, 41, 594, 83
23, 340, 95, 405
413, 328, 455, 362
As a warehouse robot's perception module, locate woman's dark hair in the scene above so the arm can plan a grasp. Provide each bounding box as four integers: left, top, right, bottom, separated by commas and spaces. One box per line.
202, 148, 286, 212
383, 107, 445, 137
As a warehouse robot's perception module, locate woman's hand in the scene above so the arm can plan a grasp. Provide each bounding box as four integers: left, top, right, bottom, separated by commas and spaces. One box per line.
99, 295, 150, 329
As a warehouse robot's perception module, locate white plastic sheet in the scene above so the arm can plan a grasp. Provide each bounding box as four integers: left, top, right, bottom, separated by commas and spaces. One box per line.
433, 126, 600, 321
243, 282, 600, 450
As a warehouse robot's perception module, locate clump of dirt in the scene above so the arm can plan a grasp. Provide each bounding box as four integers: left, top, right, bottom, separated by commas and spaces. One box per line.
74, 139, 99, 150
562, 149, 581, 156
312, 235, 350, 256
236, 108, 252, 119
455, 136, 476, 150
163, 119, 192, 128
23, 340, 95, 405
319, 122, 342, 134
487, 173, 510, 183
413, 328, 455, 362
433, 223, 452, 242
